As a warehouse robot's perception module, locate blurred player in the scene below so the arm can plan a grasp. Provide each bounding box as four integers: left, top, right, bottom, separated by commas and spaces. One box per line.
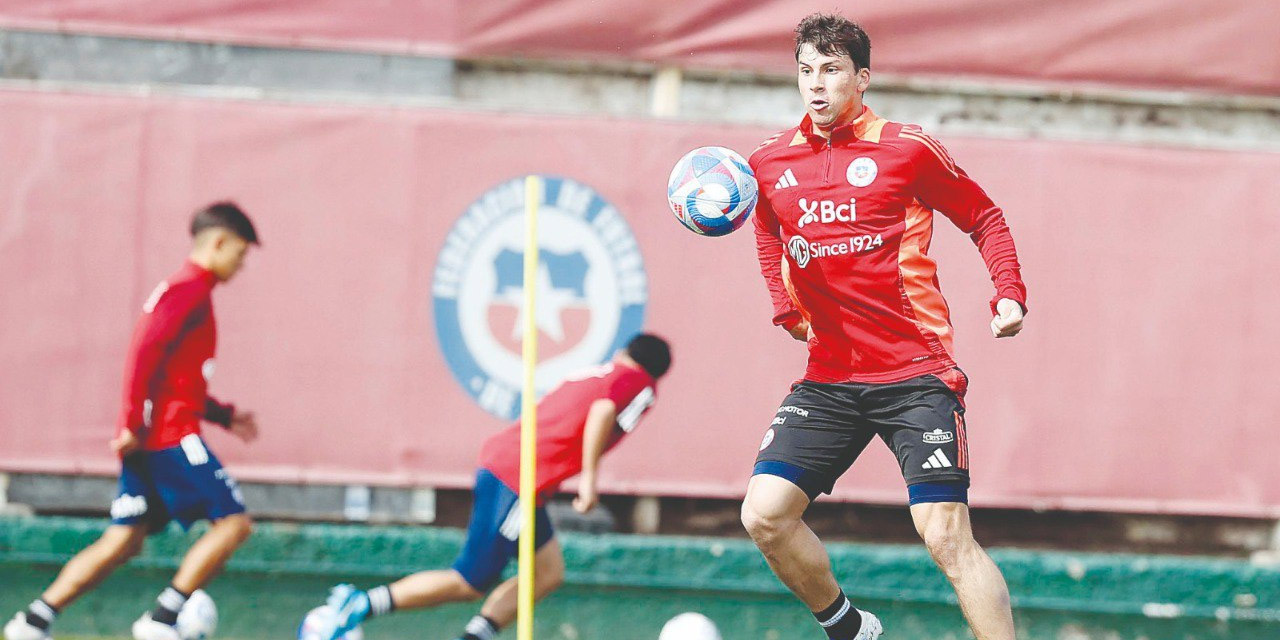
313, 334, 671, 640
741, 13, 1027, 640
4, 203, 261, 640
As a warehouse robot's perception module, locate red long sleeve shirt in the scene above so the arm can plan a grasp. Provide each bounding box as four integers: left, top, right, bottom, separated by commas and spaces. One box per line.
116, 260, 233, 451
751, 107, 1027, 384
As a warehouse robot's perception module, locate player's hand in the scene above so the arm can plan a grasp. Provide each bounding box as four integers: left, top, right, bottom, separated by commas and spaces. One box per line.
110, 430, 140, 456
572, 484, 599, 514
990, 298, 1025, 338
787, 319, 813, 342
228, 411, 259, 443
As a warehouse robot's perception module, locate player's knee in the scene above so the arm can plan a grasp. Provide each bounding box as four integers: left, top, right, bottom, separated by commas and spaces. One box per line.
544, 568, 565, 593
457, 580, 484, 602
220, 514, 254, 545
918, 521, 970, 569
100, 526, 146, 562
740, 500, 790, 547
447, 571, 484, 601
119, 534, 146, 561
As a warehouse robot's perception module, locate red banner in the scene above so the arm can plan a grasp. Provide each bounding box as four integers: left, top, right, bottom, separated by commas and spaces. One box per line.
1, 0, 1277, 95
1, 88, 1278, 516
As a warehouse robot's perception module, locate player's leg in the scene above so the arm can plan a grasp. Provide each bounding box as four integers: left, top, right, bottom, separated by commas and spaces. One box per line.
4, 524, 149, 640
317, 469, 512, 640
6, 450, 167, 640
458, 509, 563, 640
741, 474, 837, 604
910, 502, 1014, 640
874, 370, 1014, 639
171, 512, 254, 592
454, 537, 564, 640
44, 524, 150, 607
388, 569, 484, 609
743, 383, 882, 640
134, 438, 250, 640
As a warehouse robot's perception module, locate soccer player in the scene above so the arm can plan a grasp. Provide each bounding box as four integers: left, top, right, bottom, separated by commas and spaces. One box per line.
313, 334, 671, 640
741, 14, 1027, 640
4, 203, 262, 640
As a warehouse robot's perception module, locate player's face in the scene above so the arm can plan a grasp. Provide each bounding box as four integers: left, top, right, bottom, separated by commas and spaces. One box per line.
796, 44, 869, 134
211, 235, 250, 282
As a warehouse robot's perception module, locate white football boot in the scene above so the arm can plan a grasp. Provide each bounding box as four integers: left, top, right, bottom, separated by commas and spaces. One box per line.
853, 610, 883, 639
4, 614, 51, 640
131, 614, 180, 640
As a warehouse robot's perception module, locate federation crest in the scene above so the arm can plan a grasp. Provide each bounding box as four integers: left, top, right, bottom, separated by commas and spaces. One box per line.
846, 157, 878, 188
432, 176, 648, 419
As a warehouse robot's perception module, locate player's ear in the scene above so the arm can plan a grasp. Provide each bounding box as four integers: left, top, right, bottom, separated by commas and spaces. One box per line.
856, 67, 871, 93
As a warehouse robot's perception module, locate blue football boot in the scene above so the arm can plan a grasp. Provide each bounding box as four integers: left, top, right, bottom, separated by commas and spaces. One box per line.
324, 584, 370, 640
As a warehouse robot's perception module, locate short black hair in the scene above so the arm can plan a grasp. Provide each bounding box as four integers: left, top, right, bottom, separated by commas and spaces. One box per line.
191, 201, 259, 245
626, 333, 671, 379
794, 12, 871, 70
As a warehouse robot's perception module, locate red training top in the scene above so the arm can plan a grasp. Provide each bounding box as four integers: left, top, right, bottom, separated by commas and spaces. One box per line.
479, 361, 657, 499
750, 106, 1027, 384
116, 260, 234, 451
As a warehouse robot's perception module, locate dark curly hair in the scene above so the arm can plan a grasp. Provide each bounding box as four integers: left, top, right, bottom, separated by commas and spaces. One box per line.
794, 12, 871, 71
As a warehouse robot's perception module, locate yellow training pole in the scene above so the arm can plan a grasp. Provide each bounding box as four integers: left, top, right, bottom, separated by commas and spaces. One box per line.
517, 174, 542, 640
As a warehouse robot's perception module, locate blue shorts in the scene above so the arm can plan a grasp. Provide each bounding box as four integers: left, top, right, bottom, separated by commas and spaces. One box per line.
451, 469, 554, 591
110, 435, 246, 533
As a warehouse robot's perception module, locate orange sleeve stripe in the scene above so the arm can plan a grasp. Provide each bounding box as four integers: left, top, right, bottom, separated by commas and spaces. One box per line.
898, 200, 955, 356
901, 130, 958, 175
780, 258, 811, 323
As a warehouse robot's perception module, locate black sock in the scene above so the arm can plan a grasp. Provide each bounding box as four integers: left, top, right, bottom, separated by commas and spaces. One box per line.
150, 586, 190, 626
24, 599, 58, 631
458, 615, 499, 640
814, 590, 863, 640
366, 586, 395, 618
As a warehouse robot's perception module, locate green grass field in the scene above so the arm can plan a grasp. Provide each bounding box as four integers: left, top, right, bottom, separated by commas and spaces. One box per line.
3, 516, 1278, 639
5, 563, 1278, 640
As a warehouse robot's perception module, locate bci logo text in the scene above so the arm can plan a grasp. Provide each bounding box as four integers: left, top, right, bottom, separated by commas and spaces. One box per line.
797, 197, 857, 228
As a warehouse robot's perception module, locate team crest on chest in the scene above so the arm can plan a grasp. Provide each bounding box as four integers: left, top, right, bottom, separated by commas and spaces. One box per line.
846, 157, 878, 188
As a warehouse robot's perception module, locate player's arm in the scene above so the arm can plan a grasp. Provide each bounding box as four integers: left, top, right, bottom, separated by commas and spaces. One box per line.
573, 398, 618, 514
112, 283, 201, 455
752, 179, 808, 341
205, 396, 259, 443
907, 131, 1028, 338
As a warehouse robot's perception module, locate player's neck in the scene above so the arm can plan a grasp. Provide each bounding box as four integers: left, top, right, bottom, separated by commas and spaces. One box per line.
188, 251, 217, 276
811, 103, 866, 140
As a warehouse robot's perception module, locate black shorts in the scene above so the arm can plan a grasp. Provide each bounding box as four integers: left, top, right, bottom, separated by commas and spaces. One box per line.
754, 370, 970, 499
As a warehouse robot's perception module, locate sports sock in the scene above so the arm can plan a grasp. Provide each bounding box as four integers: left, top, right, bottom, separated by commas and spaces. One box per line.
457, 615, 499, 640
814, 590, 863, 640
24, 599, 59, 630
365, 586, 395, 617
150, 586, 191, 626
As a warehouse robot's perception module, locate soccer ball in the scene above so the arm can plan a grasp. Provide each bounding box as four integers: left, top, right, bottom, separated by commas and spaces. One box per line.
175, 590, 217, 640
666, 146, 758, 237
297, 606, 364, 640
658, 612, 722, 640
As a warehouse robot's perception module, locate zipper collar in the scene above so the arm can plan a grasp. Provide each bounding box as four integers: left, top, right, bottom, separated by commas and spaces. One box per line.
800, 105, 879, 148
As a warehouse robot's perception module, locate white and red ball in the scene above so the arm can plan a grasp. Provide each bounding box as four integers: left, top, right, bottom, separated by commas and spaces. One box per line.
666, 146, 758, 237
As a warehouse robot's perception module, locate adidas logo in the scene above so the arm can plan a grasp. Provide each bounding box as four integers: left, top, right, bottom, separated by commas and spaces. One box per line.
922, 448, 953, 469
774, 169, 799, 190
